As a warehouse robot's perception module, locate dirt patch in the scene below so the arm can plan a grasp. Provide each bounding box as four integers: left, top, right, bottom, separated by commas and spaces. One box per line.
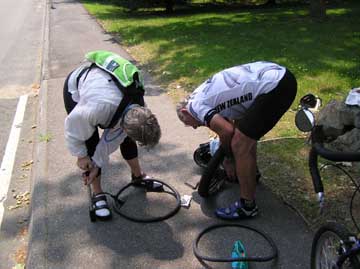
0, 84, 39, 99
14, 245, 27, 265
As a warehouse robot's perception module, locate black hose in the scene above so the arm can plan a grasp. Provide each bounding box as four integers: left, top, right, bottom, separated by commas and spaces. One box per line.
104, 179, 181, 223
193, 223, 278, 263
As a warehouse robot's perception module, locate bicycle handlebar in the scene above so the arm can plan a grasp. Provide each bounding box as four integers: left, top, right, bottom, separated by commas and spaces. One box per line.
312, 143, 360, 163
309, 126, 360, 197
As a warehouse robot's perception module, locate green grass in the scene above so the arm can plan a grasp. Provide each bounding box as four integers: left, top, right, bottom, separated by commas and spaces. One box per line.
258, 138, 360, 231
83, 0, 359, 108
81, 0, 360, 229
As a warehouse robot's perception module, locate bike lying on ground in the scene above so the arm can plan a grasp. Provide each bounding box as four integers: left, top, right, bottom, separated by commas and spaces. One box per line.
295, 94, 360, 269
193, 137, 261, 197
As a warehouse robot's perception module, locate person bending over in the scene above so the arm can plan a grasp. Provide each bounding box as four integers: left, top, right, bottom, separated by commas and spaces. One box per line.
63, 51, 161, 220
176, 61, 297, 220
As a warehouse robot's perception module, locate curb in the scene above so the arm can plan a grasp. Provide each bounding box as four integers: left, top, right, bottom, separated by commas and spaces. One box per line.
26, 0, 50, 267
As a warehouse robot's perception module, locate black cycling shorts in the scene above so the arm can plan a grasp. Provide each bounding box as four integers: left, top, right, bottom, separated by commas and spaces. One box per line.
235, 69, 297, 140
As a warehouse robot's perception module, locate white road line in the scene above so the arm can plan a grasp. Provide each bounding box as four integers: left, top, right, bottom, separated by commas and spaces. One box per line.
0, 94, 28, 231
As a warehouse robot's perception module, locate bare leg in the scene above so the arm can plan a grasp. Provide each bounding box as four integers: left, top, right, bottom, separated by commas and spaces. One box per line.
125, 157, 142, 177
223, 157, 237, 181
231, 129, 257, 201
91, 176, 103, 194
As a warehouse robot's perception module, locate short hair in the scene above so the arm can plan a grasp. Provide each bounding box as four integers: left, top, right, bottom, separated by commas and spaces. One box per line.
176, 96, 189, 123
122, 106, 161, 147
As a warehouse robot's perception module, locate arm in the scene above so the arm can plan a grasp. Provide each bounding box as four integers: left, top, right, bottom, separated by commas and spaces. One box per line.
64, 106, 96, 159
65, 111, 94, 174
64, 104, 112, 167
208, 114, 235, 157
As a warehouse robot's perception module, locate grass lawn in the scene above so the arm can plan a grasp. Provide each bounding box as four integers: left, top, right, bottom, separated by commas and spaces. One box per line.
82, 0, 360, 230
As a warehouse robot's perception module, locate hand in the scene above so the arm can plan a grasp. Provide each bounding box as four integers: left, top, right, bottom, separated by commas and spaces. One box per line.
222, 157, 237, 182
82, 166, 99, 185
77, 156, 93, 171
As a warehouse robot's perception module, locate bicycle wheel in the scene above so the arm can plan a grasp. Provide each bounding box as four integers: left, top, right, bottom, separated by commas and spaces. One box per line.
193, 142, 212, 169
198, 147, 225, 197
311, 222, 360, 269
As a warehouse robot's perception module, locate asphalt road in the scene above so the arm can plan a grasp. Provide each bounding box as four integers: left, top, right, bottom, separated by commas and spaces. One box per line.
0, 0, 45, 268
26, 1, 314, 269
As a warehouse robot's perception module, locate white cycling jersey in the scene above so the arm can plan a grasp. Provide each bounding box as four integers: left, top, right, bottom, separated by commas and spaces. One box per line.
187, 61, 286, 126
64, 67, 128, 168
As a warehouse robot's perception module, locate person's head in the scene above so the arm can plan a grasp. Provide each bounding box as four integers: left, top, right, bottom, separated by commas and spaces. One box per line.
176, 97, 202, 129
122, 106, 161, 147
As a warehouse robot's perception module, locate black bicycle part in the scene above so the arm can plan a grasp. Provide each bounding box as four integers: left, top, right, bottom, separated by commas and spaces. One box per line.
295, 108, 314, 132
311, 222, 360, 269
193, 142, 212, 169
309, 126, 360, 195
300, 93, 318, 109
110, 179, 181, 223
198, 147, 226, 197
193, 223, 278, 263
89, 208, 96, 222
317, 162, 360, 234
197, 146, 262, 197
350, 184, 360, 233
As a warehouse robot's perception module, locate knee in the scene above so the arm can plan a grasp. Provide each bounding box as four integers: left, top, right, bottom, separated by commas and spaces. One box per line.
120, 137, 138, 160
231, 130, 256, 157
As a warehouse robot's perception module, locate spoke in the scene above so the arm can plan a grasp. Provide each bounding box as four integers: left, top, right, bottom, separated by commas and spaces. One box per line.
318, 234, 339, 269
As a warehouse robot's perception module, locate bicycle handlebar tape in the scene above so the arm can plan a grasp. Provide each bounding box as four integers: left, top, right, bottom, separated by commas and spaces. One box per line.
309, 147, 324, 194
314, 143, 360, 162
311, 126, 360, 162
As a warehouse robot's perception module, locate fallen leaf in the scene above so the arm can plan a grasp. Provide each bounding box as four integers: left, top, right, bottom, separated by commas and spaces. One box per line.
21, 160, 33, 168
31, 83, 40, 89
8, 205, 21, 210
12, 263, 25, 269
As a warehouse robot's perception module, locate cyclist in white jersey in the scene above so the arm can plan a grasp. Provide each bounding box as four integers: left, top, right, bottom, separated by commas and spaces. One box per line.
176, 61, 297, 220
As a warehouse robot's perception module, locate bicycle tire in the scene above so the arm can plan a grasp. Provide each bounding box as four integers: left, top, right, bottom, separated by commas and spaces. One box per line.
193, 223, 278, 263
198, 147, 225, 197
311, 222, 360, 269
111, 179, 181, 223
193, 142, 212, 169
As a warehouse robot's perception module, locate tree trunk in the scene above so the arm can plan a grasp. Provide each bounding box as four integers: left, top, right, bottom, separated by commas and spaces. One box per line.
310, 0, 326, 20
165, 0, 174, 13
266, 0, 276, 6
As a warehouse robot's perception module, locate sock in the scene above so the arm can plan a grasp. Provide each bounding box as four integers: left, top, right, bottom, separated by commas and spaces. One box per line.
240, 198, 256, 210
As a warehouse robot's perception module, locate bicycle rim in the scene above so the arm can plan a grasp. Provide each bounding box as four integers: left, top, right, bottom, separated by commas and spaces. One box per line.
193, 146, 211, 169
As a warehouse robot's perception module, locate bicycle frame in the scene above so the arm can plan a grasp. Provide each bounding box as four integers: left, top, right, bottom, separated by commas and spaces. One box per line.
337, 238, 360, 267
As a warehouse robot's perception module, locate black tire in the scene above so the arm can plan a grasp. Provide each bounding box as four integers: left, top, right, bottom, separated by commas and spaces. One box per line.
111, 179, 181, 223
198, 147, 225, 197
311, 222, 360, 269
193, 142, 212, 169
89, 209, 96, 222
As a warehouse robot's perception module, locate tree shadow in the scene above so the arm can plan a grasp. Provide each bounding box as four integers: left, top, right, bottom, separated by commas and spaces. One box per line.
78, 0, 360, 104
